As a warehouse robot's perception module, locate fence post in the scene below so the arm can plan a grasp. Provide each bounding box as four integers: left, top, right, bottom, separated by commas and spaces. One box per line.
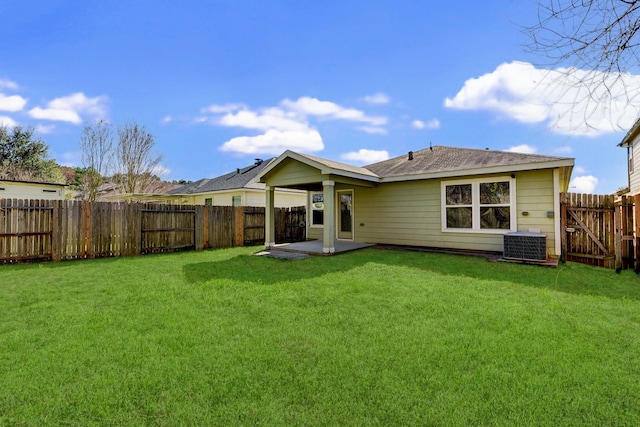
633, 194, 640, 273
615, 197, 623, 272
51, 200, 60, 262
202, 206, 209, 249
234, 206, 244, 246
194, 205, 204, 251
81, 201, 92, 258
560, 192, 567, 263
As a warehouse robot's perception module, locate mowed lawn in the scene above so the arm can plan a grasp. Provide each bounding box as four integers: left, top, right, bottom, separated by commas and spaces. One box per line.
1, 247, 639, 426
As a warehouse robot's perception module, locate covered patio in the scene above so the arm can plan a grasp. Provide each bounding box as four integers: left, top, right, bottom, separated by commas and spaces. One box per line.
256, 150, 380, 255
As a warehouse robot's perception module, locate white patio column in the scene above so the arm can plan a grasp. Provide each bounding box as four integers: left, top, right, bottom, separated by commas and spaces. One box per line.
265, 185, 275, 249
323, 180, 335, 254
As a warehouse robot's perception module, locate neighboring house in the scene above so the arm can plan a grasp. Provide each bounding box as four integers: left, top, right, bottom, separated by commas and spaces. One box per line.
257, 146, 574, 256
120, 158, 306, 207
618, 117, 640, 195
99, 181, 181, 202
0, 179, 67, 200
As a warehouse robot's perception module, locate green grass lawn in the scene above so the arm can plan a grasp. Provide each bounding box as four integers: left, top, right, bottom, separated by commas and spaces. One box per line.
1, 247, 639, 426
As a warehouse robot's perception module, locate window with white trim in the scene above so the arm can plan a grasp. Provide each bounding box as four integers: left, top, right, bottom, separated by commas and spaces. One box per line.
232, 195, 242, 207
442, 177, 516, 232
310, 192, 324, 226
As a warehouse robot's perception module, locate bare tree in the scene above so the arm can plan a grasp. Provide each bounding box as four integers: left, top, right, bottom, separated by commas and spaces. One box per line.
525, 0, 640, 127
114, 121, 162, 195
79, 120, 114, 201
527, 1, 640, 73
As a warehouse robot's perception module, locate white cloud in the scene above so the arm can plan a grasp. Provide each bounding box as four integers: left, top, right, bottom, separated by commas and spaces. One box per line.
358, 126, 387, 135
0, 79, 18, 90
445, 61, 640, 136
506, 144, 536, 154
0, 93, 27, 112
570, 175, 599, 193
0, 115, 18, 127
341, 149, 389, 164
220, 129, 324, 155
201, 103, 246, 114
362, 93, 390, 105
413, 118, 440, 129
202, 96, 388, 155
218, 108, 308, 132
35, 124, 56, 134
152, 164, 171, 177
161, 115, 172, 125
281, 97, 387, 126
28, 92, 108, 124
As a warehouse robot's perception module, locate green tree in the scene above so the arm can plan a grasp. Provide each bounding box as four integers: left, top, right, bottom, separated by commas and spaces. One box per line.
0, 125, 63, 183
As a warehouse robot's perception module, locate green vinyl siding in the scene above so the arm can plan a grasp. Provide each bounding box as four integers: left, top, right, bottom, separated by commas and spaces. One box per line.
262, 159, 324, 187
350, 170, 558, 254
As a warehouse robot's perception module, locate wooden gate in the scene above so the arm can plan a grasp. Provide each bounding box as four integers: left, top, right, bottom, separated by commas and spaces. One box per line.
560, 193, 633, 268
561, 193, 616, 268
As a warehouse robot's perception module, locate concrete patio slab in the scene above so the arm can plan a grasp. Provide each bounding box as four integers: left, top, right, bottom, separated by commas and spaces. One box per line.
264, 240, 375, 256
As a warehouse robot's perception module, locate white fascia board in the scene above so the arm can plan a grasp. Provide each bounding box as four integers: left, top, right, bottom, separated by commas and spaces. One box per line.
319, 168, 380, 183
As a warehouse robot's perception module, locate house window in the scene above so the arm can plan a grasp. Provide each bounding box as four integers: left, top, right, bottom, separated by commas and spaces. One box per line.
442, 177, 516, 233
232, 195, 242, 207
630, 145, 634, 174
310, 192, 324, 226
204, 198, 212, 206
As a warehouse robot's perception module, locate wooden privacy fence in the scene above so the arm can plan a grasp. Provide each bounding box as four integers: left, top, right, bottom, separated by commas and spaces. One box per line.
560, 193, 635, 270
0, 199, 305, 263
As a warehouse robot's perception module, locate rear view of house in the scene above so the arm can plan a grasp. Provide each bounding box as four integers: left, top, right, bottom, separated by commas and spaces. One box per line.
257, 146, 574, 257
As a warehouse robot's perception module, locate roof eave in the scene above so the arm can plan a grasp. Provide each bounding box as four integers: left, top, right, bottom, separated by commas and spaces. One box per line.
379, 159, 575, 183
256, 150, 380, 183
618, 117, 640, 147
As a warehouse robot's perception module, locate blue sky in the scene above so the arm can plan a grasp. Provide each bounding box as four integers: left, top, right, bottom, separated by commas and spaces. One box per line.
0, 0, 636, 193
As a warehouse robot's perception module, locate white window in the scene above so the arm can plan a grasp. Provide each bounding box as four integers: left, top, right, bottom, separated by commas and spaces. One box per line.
232, 195, 242, 207
310, 192, 324, 226
441, 177, 516, 233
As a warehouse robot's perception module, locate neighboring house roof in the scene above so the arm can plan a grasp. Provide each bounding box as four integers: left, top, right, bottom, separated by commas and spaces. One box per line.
0, 178, 67, 187
168, 158, 273, 195
618, 116, 640, 147
365, 146, 573, 181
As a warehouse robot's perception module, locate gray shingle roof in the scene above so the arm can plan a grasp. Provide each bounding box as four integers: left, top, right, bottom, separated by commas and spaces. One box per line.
167, 158, 273, 195
364, 146, 572, 178
294, 152, 379, 178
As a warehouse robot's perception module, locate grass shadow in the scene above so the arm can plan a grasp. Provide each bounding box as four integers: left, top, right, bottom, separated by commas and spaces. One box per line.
183, 247, 640, 301
182, 251, 365, 286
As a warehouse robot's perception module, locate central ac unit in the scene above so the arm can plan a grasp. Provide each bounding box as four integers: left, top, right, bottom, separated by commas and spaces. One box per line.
503, 232, 547, 261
